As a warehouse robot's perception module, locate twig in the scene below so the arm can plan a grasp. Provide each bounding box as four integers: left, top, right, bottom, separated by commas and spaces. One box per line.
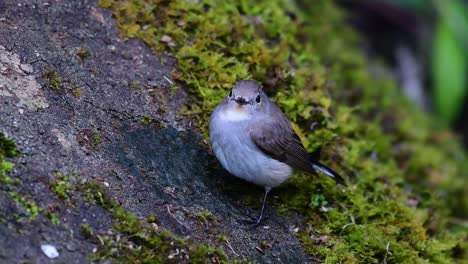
224, 238, 240, 257
382, 241, 391, 264
163, 75, 174, 85
339, 215, 356, 236
166, 205, 191, 232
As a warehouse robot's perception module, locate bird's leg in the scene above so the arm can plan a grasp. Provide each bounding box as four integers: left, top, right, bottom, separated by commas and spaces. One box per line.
251, 187, 271, 227
237, 187, 271, 228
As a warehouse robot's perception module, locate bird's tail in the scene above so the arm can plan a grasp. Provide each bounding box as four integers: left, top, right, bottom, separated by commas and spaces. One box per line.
311, 160, 346, 186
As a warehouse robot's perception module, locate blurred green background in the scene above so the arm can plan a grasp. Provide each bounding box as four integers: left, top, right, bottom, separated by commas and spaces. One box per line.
340, 0, 468, 145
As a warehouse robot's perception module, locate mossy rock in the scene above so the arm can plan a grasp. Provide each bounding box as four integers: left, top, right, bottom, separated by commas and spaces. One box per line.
102, 0, 467, 262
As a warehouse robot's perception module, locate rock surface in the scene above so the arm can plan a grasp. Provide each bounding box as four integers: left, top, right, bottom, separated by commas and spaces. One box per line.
0, 1, 311, 263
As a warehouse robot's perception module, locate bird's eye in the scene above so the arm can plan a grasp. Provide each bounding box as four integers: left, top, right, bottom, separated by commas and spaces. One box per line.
229, 90, 232, 97
256, 94, 261, 103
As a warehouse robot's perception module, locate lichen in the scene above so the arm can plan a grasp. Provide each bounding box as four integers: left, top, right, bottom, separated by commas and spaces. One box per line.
99, 0, 468, 262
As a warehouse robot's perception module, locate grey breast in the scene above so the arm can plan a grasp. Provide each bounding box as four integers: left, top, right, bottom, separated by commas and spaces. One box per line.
209, 103, 295, 187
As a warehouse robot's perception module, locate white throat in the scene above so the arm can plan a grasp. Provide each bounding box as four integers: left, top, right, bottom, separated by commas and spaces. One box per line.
220, 107, 250, 121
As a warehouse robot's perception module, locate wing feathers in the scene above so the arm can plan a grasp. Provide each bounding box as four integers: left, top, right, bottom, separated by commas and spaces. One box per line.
249, 117, 317, 176
249, 113, 346, 185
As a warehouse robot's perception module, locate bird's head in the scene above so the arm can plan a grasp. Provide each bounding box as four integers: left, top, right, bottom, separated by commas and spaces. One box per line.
220, 80, 268, 121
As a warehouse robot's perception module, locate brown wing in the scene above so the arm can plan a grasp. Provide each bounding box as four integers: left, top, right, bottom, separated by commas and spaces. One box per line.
249, 117, 317, 176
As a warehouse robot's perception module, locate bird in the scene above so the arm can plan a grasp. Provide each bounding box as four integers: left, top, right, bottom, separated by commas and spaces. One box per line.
209, 80, 345, 226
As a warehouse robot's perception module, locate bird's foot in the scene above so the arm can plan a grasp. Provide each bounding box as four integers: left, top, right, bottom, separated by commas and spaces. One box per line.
237, 216, 267, 229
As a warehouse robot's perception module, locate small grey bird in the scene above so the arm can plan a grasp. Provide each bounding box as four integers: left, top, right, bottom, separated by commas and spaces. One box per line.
209, 80, 345, 226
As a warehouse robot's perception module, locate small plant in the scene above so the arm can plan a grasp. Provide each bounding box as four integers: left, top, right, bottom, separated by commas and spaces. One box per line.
310, 194, 328, 208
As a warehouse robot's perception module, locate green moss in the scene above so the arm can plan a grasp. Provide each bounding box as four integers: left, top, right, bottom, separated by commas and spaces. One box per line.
77, 47, 90, 60
130, 81, 140, 90
77, 129, 103, 150
1, 135, 61, 225
0, 132, 17, 159
72, 88, 82, 97
309, 193, 328, 208
81, 223, 94, 237
7, 191, 41, 221
195, 208, 216, 225
0, 131, 18, 177
42, 68, 63, 90
0, 133, 42, 222
0, 174, 19, 185
92, 131, 102, 146
46, 211, 61, 225
77, 181, 228, 263
146, 214, 158, 223
49, 172, 75, 200
169, 84, 178, 99
100, 0, 468, 262
141, 115, 152, 125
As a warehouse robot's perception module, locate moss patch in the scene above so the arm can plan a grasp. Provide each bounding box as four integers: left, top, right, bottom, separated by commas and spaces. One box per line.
77, 181, 228, 263
99, 0, 468, 262
76, 128, 102, 150
42, 68, 63, 91
72, 88, 82, 97
77, 47, 90, 60
6, 191, 41, 221
46, 171, 228, 262
0, 132, 42, 222
0, 131, 17, 176
49, 172, 75, 200
140, 115, 152, 125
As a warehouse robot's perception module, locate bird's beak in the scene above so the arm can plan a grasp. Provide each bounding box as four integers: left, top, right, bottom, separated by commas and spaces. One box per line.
234, 97, 249, 105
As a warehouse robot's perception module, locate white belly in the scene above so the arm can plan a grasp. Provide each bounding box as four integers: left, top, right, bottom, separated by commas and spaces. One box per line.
209, 113, 292, 188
